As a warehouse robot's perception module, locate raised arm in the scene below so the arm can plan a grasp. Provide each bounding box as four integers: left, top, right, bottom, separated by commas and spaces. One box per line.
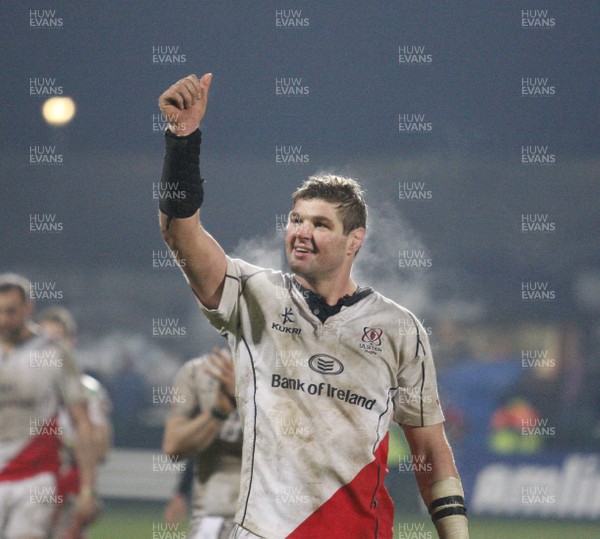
402, 423, 469, 538
158, 73, 227, 309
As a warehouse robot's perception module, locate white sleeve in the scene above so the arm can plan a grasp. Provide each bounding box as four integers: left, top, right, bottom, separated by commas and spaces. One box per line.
198, 256, 266, 335
393, 315, 444, 427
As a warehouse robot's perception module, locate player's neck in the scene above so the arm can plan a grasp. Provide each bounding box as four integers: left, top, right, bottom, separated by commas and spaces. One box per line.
294, 274, 357, 306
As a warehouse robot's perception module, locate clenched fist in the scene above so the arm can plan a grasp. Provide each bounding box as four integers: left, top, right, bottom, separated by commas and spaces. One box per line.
158, 73, 212, 136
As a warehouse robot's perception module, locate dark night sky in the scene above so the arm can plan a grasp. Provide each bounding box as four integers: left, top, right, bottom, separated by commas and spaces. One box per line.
1, 1, 599, 337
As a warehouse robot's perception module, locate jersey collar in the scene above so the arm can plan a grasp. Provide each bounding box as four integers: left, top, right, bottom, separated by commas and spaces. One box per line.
292, 277, 373, 323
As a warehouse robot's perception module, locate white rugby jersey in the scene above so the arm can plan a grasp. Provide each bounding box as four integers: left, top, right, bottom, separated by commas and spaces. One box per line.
0, 331, 85, 481
200, 257, 444, 539
169, 356, 243, 518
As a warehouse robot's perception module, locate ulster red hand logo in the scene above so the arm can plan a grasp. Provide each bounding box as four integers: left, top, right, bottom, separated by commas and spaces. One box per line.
362, 327, 383, 346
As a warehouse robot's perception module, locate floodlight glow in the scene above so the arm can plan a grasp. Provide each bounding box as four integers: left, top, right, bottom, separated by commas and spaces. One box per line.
42, 96, 76, 126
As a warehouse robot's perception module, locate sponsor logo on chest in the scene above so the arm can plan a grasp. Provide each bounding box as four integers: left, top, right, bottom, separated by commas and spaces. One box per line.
308, 354, 344, 375
271, 307, 302, 335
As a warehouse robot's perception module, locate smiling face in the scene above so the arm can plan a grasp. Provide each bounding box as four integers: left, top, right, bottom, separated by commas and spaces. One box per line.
285, 198, 364, 283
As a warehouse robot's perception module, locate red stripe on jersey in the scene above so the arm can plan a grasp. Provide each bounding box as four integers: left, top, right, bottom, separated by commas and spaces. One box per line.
0, 415, 61, 481
57, 466, 80, 496
288, 433, 394, 539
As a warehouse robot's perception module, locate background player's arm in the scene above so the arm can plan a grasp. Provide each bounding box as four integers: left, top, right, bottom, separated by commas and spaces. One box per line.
86, 384, 113, 463
163, 405, 232, 458
87, 407, 112, 464
93, 422, 112, 463
69, 402, 100, 523
158, 73, 227, 310
163, 348, 236, 458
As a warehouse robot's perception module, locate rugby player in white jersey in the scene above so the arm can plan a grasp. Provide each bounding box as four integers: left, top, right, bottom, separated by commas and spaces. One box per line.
37, 306, 112, 539
156, 73, 469, 539
163, 347, 242, 539
0, 275, 97, 539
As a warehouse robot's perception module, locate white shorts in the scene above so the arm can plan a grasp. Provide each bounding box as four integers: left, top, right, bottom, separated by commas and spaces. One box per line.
0, 472, 58, 538
228, 524, 265, 539
188, 515, 237, 539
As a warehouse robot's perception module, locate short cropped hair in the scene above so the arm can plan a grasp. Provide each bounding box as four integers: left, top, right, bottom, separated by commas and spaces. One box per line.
0, 273, 31, 303
292, 174, 367, 235
37, 306, 78, 338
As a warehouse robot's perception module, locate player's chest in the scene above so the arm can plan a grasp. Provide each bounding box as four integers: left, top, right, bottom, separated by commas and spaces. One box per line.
0, 352, 53, 402
253, 319, 397, 396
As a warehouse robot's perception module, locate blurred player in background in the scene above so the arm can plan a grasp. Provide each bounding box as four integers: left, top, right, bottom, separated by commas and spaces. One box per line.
156, 73, 468, 538
0, 274, 97, 539
37, 306, 113, 539
164, 461, 193, 526
163, 347, 242, 539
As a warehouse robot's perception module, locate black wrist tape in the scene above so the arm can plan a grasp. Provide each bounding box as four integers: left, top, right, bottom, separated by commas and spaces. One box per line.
429, 495, 467, 522
429, 495, 466, 514
159, 129, 204, 225
431, 505, 467, 522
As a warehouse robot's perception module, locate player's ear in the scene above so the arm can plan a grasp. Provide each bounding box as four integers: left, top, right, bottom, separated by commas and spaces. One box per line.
348, 227, 365, 256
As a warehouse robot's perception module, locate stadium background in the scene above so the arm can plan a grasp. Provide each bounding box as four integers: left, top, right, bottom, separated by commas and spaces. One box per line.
1, 1, 599, 537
